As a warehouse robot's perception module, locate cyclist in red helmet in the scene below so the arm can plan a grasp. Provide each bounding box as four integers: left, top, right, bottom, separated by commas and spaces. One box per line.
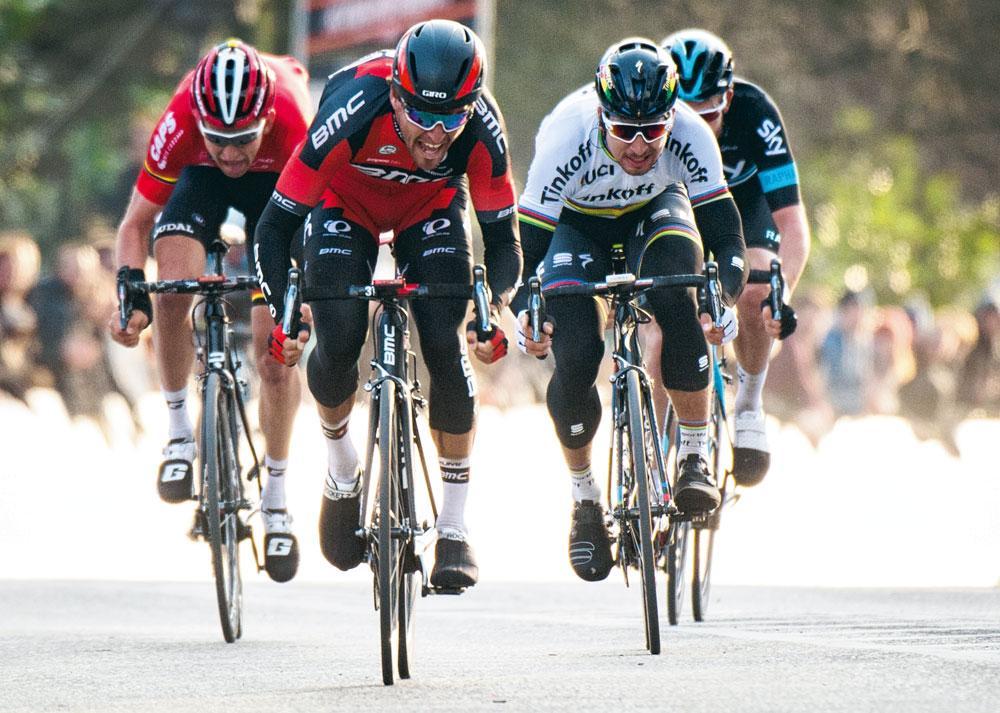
255, 19, 521, 590
108, 39, 313, 583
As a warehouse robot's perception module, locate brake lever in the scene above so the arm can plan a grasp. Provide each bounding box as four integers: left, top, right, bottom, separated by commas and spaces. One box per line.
472, 264, 494, 341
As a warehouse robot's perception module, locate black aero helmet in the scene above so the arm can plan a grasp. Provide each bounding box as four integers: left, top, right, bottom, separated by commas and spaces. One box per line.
595, 37, 679, 121
392, 19, 486, 113
662, 29, 734, 103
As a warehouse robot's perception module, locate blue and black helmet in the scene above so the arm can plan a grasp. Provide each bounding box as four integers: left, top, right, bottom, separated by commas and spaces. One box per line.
662, 29, 734, 103
595, 37, 679, 121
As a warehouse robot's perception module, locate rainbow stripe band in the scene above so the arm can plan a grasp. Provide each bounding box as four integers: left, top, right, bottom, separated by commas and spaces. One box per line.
646, 224, 701, 247
690, 185, 730, 207
518, 207, 558, 231
563, 197, 652, 218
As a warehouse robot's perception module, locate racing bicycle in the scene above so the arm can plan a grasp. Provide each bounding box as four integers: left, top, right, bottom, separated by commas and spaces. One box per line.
117, 237, 264, 643
287, 265, 495, 684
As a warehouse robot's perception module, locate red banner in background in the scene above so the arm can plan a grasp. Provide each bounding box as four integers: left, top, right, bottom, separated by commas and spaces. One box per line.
306, 0, 479, 57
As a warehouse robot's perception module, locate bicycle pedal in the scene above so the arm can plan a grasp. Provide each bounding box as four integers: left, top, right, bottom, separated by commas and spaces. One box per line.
429, 585, 465, 596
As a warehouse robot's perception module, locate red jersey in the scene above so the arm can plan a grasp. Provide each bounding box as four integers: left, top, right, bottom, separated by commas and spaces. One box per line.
271, 52, 516, 238
135, 54, 313, 205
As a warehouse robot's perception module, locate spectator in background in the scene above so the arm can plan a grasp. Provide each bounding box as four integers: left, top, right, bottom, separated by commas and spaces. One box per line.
868, 307, 915, 415
819, 290, 872, 417
955, 297, 1000, 417
0, 231, 42, 401
763, 290, 834, 444
28, 242, 123, 421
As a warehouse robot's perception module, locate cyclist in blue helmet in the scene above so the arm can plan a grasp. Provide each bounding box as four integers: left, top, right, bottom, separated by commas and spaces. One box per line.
662, 28, 811, 486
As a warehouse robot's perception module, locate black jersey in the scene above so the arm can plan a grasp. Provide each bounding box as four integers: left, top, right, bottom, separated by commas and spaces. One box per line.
718, 79, 801, 216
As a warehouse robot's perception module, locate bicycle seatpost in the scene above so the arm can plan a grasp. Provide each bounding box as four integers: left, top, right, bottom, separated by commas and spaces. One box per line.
282, 267, 302, 337
768, 258, 783, 323
472, 264, 494, 340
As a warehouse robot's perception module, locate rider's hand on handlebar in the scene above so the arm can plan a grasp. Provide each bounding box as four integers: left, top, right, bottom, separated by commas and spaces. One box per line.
466, 309, 508, 364
761, 301, 797, 340
108, 309, 149, 348
269, 303, 313, 366
516, 310, 553, 359
700, 305, 738, 346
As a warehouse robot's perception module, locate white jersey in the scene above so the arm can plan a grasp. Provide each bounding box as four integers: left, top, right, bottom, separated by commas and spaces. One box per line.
518, 85, 731, 229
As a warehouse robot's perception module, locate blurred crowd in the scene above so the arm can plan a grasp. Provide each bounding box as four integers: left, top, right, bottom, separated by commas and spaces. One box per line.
2, 227, 998, 447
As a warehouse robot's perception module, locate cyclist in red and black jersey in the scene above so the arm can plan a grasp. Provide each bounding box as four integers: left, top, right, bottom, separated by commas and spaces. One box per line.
255, 20, 521, 589
108, 40, 313, 583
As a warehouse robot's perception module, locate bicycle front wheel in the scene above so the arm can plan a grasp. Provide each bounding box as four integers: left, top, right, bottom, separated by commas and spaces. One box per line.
202, 371, 243, 643
661, 405, 689, 626
626, 369, 660, 655
377, 379, 401, 685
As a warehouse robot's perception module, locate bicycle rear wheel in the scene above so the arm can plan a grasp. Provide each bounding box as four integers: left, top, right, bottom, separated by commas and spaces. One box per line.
692, 384, 725, 622
202, 372, 243, 643
377, 379, 402, 685
626, 369, 660, 655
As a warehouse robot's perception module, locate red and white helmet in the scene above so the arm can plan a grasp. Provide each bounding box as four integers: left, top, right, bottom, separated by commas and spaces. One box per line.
191, 39, 274, 131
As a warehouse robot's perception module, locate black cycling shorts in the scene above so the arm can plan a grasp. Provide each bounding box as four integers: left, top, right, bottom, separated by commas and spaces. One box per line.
154, 166, 293, 303
541, 184, 710, 450
302, 185, 479, 434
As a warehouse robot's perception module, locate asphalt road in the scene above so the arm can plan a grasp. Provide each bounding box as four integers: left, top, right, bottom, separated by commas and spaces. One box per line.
2, 580, 998, 712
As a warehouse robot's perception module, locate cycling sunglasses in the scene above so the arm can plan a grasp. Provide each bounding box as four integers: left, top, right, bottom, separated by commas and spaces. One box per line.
401, 101, 475, 133
693, 93, 729, 123
199, 120, 266, 147
602, 112, 674, 144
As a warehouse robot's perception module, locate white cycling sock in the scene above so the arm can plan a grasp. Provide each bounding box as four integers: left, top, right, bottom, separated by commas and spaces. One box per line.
570, 464, 601, 503
678, 420, 709, 461
163, 387, 193, 440
436, 457, 470, 537
262, 456, 288, 511
321, 416, 359, 486
734, 363, 769, 415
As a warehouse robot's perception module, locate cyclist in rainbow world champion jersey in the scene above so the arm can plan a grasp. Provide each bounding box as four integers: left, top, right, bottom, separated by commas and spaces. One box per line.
662, 29, 810, 485
254, 20, 521, 589
512, 38, 747, 582
108, 40, 313, 583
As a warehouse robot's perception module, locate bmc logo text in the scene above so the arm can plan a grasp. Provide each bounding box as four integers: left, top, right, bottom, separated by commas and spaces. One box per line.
474, 97, 506, 155
382, 324, 397, 367
311, 90, 366, 149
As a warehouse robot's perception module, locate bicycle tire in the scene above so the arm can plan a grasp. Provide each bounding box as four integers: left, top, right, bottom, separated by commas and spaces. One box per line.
396, 397, 418, 680
692, 381, 725, 621
626, 369, 660, 655
660, 405, 689, 626
377, 379, 401, 685
202, 372, 243, 643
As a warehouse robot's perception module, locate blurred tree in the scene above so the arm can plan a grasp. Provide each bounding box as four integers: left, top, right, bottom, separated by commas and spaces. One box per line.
803, 107, 1000, 307
0, 0, 289, 258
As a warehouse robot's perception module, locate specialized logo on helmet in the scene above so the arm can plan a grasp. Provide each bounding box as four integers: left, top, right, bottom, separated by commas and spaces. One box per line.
635, 60, 644, 74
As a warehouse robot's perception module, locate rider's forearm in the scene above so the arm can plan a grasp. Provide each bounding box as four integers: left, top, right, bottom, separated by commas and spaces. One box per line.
480, 214, 522, 307
508, 219, 553, 315
694, 196, 747, 306
115, 190, 159, 270
772, 203, 810, 294
253, 200, 304, 322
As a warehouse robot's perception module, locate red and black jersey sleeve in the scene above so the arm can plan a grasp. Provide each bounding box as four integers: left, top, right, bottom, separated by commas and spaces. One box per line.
256, 54, 392, 320
463, 89, 520, 300
272, 54, 392, 214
